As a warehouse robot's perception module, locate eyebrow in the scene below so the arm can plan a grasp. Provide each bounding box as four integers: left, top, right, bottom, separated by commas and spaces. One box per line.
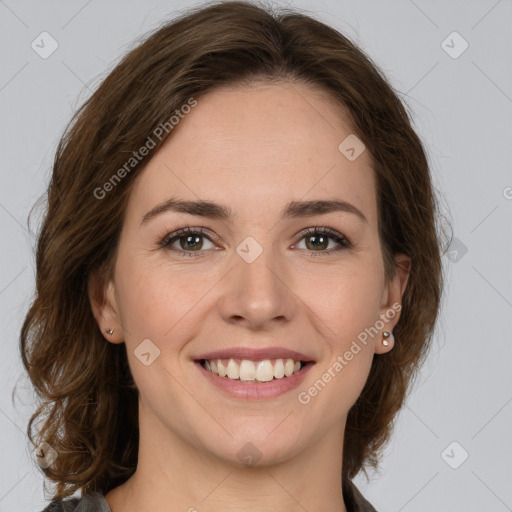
140, 197, 368, 226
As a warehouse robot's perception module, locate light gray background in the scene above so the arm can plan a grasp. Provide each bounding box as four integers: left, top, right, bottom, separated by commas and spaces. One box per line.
1, 1, 511, 511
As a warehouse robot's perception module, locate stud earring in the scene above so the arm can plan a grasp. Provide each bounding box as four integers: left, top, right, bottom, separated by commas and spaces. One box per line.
382, 331, 392, 346
105, 328, 114, 335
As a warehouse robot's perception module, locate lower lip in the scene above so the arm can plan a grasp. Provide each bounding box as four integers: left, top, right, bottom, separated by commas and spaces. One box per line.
195, 361, 314, 400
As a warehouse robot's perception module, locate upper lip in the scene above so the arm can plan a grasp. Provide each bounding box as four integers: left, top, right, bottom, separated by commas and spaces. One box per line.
195, 347, 316, 362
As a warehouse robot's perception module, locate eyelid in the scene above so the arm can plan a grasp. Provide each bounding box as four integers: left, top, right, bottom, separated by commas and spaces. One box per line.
158, 226, 218, 249
293, 226, 351, 246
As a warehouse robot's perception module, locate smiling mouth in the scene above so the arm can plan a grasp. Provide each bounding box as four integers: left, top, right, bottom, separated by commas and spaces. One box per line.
197, 358, 314, 383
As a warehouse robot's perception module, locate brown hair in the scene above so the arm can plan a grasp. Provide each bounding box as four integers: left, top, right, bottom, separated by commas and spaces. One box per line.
19, 0, 447, 501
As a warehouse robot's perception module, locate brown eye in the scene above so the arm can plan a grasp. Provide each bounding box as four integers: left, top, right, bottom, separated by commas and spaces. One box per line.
160, 227, 216, 257
174, 233, 204, 251
295, 227, 351, 255
304, 233, 329, 251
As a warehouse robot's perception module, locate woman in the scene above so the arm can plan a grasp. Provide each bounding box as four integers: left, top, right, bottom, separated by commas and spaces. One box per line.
21, 1, 445, 511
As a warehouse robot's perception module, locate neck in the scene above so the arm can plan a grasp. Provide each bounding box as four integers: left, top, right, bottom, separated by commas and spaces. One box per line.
105, 403, 348, 512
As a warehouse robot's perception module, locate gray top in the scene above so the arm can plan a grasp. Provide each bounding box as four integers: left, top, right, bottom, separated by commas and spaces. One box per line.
41, 482, 377, 511
41, 492, 111, 512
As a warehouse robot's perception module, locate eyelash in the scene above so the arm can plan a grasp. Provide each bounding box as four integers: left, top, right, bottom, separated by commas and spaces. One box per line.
158, 226, 352, 258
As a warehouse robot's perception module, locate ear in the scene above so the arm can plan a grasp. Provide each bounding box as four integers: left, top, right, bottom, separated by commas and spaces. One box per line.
374, 253, 411, 354
88, 265, 124, 344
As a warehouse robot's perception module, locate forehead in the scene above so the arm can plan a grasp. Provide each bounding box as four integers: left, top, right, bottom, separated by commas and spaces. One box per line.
125, 81, 378, 229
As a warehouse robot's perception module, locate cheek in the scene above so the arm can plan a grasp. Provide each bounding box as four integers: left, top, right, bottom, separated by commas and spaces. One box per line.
296, 340, 374, 429
311, 259, 384, 409
306, 261, 385, 346
115, 253, 214, 338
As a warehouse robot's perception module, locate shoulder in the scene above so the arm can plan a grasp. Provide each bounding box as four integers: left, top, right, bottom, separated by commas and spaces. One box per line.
39, 491, 111, 512
344, 479, 379, 512
40, 498, 80, 512
352, 485, 378, 512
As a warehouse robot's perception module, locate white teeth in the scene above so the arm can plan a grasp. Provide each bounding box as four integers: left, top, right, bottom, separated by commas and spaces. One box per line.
202, 357, 305, 382
218, 360, 227, 377
284, 359, 295, 377
256, 360, 274, 382
226, 359, 239, 379
274, 359, 285, 379
239, 360, 256, 381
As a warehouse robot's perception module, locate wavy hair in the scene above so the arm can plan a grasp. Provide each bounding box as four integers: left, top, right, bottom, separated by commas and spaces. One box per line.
19, 0, 446, 501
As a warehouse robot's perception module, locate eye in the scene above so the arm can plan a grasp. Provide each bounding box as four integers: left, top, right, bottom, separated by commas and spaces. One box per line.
159, 227, 217, 257
293, 227, 352, 256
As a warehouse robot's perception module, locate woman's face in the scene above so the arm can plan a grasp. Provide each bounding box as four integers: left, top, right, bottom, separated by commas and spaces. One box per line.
90, 81, 410, 468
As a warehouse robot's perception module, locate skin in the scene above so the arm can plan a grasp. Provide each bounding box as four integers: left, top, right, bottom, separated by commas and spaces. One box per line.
89, 80, 410, 512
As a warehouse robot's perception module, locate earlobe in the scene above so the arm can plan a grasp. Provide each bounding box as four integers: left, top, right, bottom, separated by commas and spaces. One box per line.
87, 267, 124, 344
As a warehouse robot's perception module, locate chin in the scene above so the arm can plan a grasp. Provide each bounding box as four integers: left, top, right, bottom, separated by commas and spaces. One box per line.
200, 425, 306, 468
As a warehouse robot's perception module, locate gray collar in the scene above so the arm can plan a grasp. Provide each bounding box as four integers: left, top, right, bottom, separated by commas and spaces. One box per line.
75, 492, 111, 512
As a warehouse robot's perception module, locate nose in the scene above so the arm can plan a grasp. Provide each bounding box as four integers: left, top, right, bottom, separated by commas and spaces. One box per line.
217, 243, 297, 330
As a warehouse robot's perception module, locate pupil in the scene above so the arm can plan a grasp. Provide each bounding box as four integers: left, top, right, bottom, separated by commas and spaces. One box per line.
182, 235, 202, 250
307, 235, 327, 250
